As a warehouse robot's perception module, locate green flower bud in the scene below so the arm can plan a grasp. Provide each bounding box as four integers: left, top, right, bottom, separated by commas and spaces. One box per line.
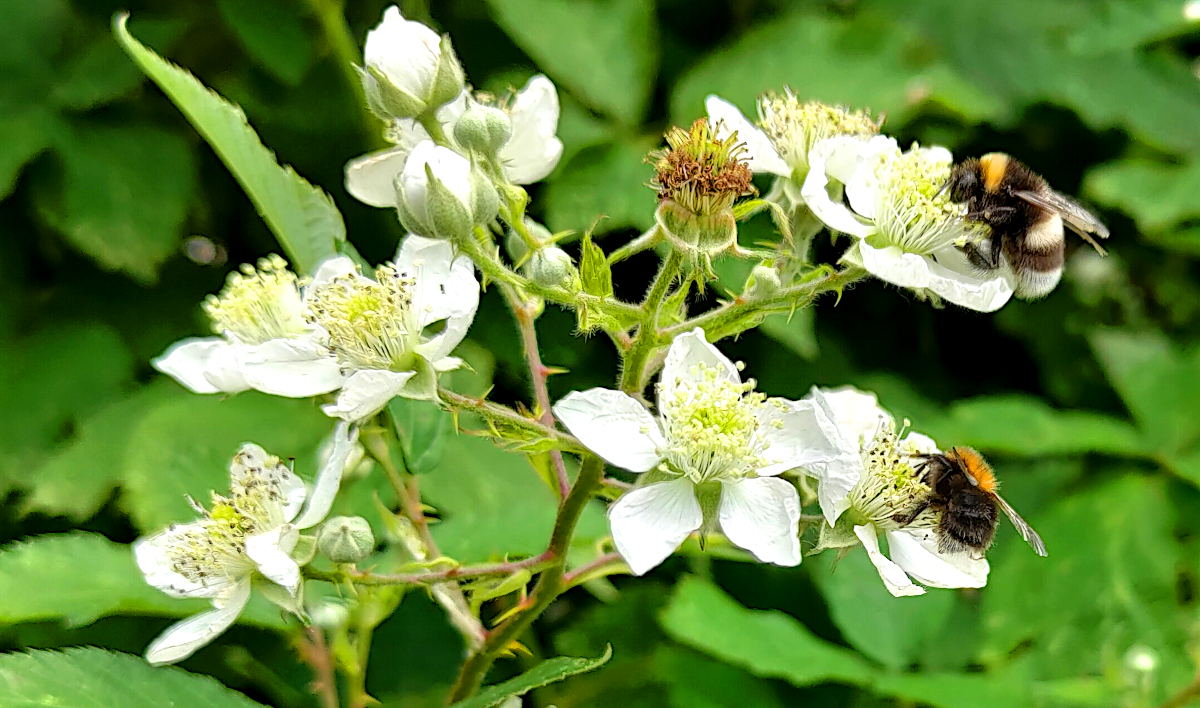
454, 102, 513, 156
525, 247, 581, 291
743, 263, 782, 298
318, 516, 376, 564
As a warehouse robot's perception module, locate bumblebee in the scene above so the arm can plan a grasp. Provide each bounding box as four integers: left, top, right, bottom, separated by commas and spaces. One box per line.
897, 446, 1047, 557
945, 153, 1109, 300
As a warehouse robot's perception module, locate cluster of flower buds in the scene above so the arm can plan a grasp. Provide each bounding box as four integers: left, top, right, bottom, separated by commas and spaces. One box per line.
345, 7, 564, 246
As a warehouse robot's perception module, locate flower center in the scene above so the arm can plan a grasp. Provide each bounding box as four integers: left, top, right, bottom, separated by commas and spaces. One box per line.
657, 363, 777, 483
845, 420, 932, 529
757, 92, 879, 178
305, 264, 419, 372
650, 118, 755, 217
867, 147, 979, 256
203, 255, 309, 345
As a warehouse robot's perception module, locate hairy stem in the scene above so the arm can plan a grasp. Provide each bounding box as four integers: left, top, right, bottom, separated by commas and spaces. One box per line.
446, 455, 606, 703
607, 225, 662, 265
438, 387, 584, 452
306, 552, 556, 586
561, 552, 626, 589
302, 627, 341, 708
620, 250, 683, 395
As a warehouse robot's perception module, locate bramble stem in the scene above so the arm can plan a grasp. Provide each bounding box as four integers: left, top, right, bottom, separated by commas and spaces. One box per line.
445, 455, 606, 703
620, 250, 683, 395
301, 627, 341, 708
607, 225, 662, 265
561, 552, 626, 589
438, 387, 585, 452
306, 552, 556, 586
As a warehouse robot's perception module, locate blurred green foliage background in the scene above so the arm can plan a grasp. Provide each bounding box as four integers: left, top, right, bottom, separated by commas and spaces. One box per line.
3, 0, 1200, 706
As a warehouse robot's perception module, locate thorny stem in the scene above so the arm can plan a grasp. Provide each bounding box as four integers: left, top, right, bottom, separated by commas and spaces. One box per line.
302, 627, 340, 708
607, 224, 662, 265
348, 622, 375, 708
561, 552, 626, 589
620, 250, 683, 395
446, 455, 606, 703
438, 387, 585, 452
505, 288, 572, 498
306, 552, 556, 586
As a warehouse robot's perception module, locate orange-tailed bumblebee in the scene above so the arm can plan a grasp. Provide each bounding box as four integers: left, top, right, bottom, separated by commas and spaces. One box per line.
945, 153, 1109, 300
899, 446, 1047, 557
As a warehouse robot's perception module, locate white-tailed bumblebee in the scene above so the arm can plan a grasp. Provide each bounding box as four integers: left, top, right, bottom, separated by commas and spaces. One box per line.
898, 446, 1047, 557
945, 153, 1109, 299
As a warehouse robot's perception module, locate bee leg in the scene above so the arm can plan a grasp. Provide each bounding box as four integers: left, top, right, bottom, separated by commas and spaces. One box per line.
959, 241, 996, 272
892, 499, 929, 527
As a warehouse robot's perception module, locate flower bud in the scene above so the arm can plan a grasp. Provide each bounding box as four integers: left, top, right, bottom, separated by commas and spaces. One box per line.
454, 102, 513, 156
395, 142, 499, 239
318, 516, 375, 564
362, 6, 465, 120
524, 247, 581, 291
743, 263, 782, 298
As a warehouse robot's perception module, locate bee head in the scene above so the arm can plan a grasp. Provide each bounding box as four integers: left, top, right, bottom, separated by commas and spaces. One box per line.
945, 160, 981, 203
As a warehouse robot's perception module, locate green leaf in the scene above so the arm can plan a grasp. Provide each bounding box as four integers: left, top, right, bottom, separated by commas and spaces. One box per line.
423, 435, 607, 563
810, 549, 955, 670
1089, 329, 1200, 454
215, 0, 316, 86
579, 231, 614, 297
0, 647, 269, 707
979, 476, 1188, 685
654, 647, 784, 708
51, 20, 188, 110
388, 397, 453, 474
0, 106, 56, 199
919, 394, 1149, 458
0, 532, 284, 629
35, 122, 196, 283
873, 672, 1032, 708
659, 575, 874, 687
121, 391, 334, 532
19, 383, 180, 521
544, 139, 656, 236
0, 323, 133, 486
449, 647, 612, 708
1085, 158, 1200, 234
482, 0, 658, 124
671, 11, 1003, 129
1066, 0, 1199, 54
113, 14, 344, 274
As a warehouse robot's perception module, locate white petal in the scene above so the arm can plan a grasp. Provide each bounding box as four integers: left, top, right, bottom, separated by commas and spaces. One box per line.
802, 388, 867, 524
230, 444, 308, 522
902, 432, 940, 455
887, 528, 989, 589
395, 234, 480, 362
859, 242, 1013, 313
755, 397, 857, 477
239, 339, 345, 397
294, 421, 359, 529
246, 525, 302, 594
854, 525, 925, 597
704, 95, 790, 176
553, 388, 664, 473
718, 477, 801, 567
814, 386, 892, 446
609, 478, 703, 576
308, 255, 359, 290
322, 369, 415, 422
145, 580, 251, 665
153, 338, 250, 395
659, 328, 740, 410
400, 142, 473, 227
345, 146, 410, 208
364, 6, 440, 98
501, 75, 564, 184
134, 522, 235, 599
801, 137, 885, 238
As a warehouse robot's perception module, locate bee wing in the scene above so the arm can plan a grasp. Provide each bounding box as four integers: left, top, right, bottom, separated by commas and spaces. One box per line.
1011, 189, 1110, 255
995, 493, 1047, 557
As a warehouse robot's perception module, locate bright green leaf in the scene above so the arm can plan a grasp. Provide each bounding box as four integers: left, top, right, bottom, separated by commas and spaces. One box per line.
655, 647, 785, 708
1066, 0, 1200, 54
121, 391, 334, 532
1085, 158, 1200, 233
0, 647, 269, 707
0, 323, 133, 485
671, 11, 1003, 129
544, 139, 656, 236
0, 532, 284, 629
873, 672, 1032, 708
1089, 329, 1200, 454
215, 0, 316, 86
19, 382, 181, 521
449, 647, 612, 708
389, 397, 453, 474
482, 0, 658, 124
920, 394, 1149, 458
423, 435, 607, 563
35, 122, 195, 283
659, 575, 874, 688
113, 14, 344, 274
810, 550, 955, 670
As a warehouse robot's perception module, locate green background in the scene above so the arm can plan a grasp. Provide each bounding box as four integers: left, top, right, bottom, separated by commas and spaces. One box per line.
2, 0, 1200, 706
